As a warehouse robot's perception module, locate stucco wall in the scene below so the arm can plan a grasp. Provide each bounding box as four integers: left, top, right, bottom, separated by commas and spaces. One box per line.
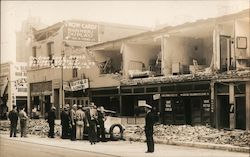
163, 36, 205, 75
123, 43, 161, 77
235, 18, 250, 58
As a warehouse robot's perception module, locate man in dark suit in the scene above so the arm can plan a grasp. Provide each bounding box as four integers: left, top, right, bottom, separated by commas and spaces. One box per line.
61, 104, 70, 139
97, 106, 107, 142
144, 104, 155, 153
8, 105, 18, 137
47, 106, 56, 138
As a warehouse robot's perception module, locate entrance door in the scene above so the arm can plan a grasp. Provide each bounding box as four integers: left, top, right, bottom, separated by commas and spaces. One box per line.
174, 98, 185, 125
44, 95, 51, 114
220, 36, 231, 72
191, 97, 202, 125
218, 96, 230, 128
236, 97, 246, 129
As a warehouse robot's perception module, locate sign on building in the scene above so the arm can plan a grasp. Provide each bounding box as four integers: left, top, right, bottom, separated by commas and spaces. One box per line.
70, 79, 89, 91
63, 21, 99, 42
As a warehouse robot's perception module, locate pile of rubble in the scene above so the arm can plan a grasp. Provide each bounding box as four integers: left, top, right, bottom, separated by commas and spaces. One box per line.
27, 119, 61, 137
124, 124, 250, 147
0, 119, 62, 137
121, 70, 250, 86
0, 121, 10, 132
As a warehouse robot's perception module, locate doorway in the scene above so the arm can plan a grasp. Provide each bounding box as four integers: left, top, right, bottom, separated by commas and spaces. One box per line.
44, 95, 51, 114
220, 36, 231, 72
218, 96, 230, 128
236, 97, 246, 129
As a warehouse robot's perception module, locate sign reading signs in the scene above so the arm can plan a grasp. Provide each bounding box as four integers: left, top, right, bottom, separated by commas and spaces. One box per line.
70, 79, 89, 91
63, 21, 99, 42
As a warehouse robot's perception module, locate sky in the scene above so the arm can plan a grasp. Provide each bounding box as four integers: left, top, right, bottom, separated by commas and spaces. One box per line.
1, 0, 249, 63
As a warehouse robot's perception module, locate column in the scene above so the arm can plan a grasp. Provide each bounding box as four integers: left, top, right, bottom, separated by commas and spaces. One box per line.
246, 81, 250, 130
229, 83, 235, 129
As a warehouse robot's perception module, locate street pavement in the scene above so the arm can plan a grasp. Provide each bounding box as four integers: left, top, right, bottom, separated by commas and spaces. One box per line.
0, 134, 249, 157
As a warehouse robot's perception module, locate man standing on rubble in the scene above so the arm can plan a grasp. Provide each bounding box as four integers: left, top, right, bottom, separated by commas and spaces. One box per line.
144, 103, 155, 153
8, 105, 18, 137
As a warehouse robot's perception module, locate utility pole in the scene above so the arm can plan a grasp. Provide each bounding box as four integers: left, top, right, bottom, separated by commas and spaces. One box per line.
61, 42, 65, 114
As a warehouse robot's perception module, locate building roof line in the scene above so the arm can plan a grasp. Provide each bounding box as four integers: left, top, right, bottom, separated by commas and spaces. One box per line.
86, 8, 250, 50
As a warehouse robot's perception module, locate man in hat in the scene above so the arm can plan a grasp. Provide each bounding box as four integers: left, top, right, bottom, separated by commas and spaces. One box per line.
61, 104, 70, 139
70, 104, 77, 141
8, 105, 18, 137
47, 106, 56, 138
75, 105, 87, 140
97, 106, 107, 142
87, 102, 98, 144
144, 103, 155, 153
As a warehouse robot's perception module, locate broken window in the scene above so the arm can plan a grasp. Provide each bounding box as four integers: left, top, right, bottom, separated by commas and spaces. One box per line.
72, 68, 78, 78
47, 42, 54, 64
32, 46, 37, 64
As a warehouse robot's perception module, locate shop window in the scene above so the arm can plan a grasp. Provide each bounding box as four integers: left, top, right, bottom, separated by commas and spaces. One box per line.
177, 84, 192, 91
121, 88, 132, 94
217, 84, 229, 93
194, 83, 210, 90
92, 89, 118, 95
146, 87, 158, 93
133, 88, 144, 93
235, 83, 245, 94
161, 85, 175, 92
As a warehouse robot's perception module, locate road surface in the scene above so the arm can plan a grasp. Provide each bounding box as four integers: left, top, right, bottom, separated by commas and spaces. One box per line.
0, 137, 116, 157
0, 135, 248, 157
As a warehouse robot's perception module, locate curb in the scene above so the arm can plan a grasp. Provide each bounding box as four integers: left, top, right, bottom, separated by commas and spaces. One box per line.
127, 137, 250, 153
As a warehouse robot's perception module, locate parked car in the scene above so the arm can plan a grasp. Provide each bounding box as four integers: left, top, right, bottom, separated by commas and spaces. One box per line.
82, 107, 125, 141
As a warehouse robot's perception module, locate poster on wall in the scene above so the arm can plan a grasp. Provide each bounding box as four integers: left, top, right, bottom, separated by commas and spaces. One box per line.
63, 21, 99, 42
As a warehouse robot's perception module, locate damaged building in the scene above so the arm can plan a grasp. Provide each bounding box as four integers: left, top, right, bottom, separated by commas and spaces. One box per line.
27, 20, 148, 118
86, 9, 250, 130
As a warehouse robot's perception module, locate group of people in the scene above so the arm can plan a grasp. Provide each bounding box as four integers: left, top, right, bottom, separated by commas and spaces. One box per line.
46, 102, 107, 145
8, 102, 157, 153
8, 105, 28, 138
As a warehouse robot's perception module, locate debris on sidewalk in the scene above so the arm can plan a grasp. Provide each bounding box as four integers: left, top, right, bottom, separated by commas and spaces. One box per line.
0, 119, 62, 137
123, 124, 250, 147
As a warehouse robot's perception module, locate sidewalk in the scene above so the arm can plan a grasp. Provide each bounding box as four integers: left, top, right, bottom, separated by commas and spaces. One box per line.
0, 133, 249, 157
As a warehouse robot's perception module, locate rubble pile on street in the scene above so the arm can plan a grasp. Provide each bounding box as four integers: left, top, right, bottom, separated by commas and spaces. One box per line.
124, 124, 250, 147
121, 70, 250, 86
0, 120, 62, 137
27, 119, 62, 137
0, 121, 10, 131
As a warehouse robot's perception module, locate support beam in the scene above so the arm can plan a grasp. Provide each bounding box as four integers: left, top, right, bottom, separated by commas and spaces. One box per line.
246, 81, 250, 130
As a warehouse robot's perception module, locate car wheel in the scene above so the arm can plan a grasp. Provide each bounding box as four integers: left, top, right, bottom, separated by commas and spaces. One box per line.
109, 124, 123, 141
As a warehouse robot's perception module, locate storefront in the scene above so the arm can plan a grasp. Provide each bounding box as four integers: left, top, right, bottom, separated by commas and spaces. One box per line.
64, 79, 90, 107
90, 87, 120, 114
120, 80, 211, 126
30, 81, 52, 117
214, 81, 247, 130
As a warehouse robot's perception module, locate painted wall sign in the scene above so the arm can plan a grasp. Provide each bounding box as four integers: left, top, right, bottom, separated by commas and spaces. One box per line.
63, 21, 98, 42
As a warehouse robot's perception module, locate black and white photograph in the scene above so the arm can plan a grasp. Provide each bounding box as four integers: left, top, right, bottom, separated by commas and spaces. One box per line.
0, 0, 250, 157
